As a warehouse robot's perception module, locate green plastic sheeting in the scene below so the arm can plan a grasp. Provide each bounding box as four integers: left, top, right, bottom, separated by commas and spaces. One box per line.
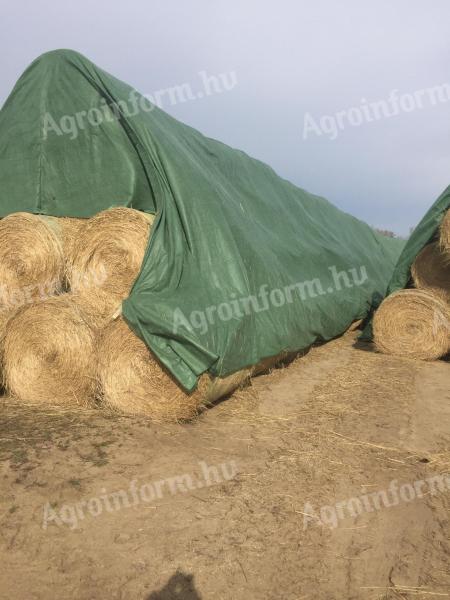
386, 186, 450, 294
0, 50, 405, 390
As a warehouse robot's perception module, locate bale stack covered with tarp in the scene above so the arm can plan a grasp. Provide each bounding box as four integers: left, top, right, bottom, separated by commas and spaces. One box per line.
0, 207, 250, 419
0, 208, 155, 408
374, 190, 450, 360
0, 50, 405, 419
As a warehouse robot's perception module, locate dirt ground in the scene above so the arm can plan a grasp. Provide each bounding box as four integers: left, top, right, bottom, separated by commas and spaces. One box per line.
0, 331, 449, 600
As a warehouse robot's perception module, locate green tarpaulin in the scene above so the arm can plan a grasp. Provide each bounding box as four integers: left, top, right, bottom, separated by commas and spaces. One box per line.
386, 186, 450, 294
0, 49, 405, 390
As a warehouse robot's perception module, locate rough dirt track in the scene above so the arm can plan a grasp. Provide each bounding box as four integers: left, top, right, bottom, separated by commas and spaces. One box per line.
0, 331, 449, 600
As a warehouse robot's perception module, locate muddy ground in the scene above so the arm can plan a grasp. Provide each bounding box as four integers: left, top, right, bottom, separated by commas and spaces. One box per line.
0, 331, 449, 600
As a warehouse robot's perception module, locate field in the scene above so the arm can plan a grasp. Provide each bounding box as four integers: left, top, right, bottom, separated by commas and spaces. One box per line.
0, 330, 449, 600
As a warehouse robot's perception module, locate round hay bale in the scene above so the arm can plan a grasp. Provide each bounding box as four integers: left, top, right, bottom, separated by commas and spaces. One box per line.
411, 242, 450, 299
2, 294, 98, 406
0, 213, 64, 309
373, 289, 450, 361
68, 207, 154, 313
440, 209, 450, 255
97, 317, 210, 421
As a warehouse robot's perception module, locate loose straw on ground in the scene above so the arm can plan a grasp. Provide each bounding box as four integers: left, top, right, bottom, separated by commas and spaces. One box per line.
2, 294, 99, 407
373, 289, 450, 361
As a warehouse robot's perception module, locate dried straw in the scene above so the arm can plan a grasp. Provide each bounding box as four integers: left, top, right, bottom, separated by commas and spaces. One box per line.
207, 368, 252, 402
411, 242, 450, 299
0, 213, 64, 309
58, 217, 87, 282
68, 207, 154, 313
252, 352, 292, 376
74, 289, 123, 328
97, 317, 211, 421
0, 308, 15, 387
440, 209, 450, 255
373, 289, 450, 360
2, 294, 99, 407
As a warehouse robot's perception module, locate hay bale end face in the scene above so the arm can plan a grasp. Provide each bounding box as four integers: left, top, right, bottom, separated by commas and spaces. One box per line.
0, 213, 64, 310
440, 209, 450, 255
2, 295, 98, 406
97, 317, 210, 421
68, 207, 154, 314
373, 289, 450, 361
411, 242, 450, 299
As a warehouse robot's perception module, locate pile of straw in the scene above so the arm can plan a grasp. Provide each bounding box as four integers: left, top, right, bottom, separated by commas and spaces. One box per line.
373, 289, 450, 360
2, 294, 98, 407
97, 317, 211, 421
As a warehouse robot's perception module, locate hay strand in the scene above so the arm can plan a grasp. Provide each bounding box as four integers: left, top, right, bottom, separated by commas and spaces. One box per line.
373, 289, 450, 360
2, 295, 98, 406
97, 317, 210, 421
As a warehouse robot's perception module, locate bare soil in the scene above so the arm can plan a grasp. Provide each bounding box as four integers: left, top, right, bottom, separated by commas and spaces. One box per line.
0, 331, 449, 600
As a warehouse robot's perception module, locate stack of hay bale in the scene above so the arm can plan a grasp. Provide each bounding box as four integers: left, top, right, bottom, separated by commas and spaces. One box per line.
0, 208, 373, 419
373, 210, 450, 360
0, 208, 217, 421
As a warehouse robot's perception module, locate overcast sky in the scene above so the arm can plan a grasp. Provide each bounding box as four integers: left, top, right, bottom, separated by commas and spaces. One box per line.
1, 0, 449, 235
